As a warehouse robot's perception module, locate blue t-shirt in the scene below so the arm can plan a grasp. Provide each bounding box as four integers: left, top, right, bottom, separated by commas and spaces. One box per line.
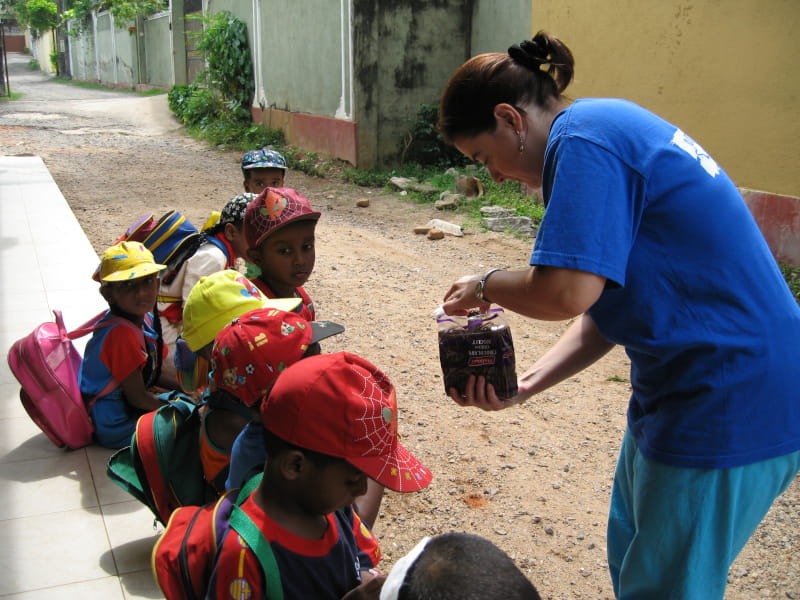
533, 98, 800, 469
79, 311, 159, 449
225, 421, 266, 491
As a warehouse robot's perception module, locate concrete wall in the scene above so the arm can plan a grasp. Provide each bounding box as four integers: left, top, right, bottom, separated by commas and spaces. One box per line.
471, 0, 532, 54
94, 13, 138, 85
351, 0, 471, 167
533, 0, 800, 198
67, 24, 96, 81
143, 12, 173, 88
27, 29, 56, 74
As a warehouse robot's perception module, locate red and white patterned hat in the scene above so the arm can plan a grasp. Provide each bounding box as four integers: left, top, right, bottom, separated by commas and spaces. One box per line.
244, 187, 321, 249
261, 352, 433, 492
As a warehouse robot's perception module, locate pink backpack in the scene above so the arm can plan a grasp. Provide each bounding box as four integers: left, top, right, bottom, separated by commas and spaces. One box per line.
7, 310, 141, 450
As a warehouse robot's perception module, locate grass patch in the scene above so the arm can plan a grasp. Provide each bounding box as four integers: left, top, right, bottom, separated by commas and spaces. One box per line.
53, 77, 167, 96
0, 91, 25, 101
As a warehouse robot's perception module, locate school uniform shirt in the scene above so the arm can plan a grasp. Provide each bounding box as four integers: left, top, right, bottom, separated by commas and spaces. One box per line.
251, 278, 316, 322
158, 233, 234, 326
207, 495, 381, 600
78, 311, 161, 449
534, 98, 800, 469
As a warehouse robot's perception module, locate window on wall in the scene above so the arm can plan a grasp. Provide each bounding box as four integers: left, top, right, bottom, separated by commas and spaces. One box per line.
185, 0, 203, 13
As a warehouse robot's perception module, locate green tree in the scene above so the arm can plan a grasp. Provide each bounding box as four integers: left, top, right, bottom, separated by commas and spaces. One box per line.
3, 0, 58, 37
61, 0, 166, 33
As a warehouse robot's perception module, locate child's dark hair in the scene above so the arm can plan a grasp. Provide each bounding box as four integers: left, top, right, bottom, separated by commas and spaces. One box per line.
399, 532, 541, 600
263, 428, 342, 470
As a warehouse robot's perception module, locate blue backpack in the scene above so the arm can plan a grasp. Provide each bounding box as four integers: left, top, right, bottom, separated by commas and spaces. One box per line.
118, 211, 227, 285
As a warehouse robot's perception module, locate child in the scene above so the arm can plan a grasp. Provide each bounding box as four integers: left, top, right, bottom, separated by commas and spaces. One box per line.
172, 269, 301, 490
380, 533, 542, 600
80, 241, 170, 449
244, 187, 320, 322
158, 194, 256, 382
207, 352, 433, 600
210, 308, 345, 493
241, 148, 288, 194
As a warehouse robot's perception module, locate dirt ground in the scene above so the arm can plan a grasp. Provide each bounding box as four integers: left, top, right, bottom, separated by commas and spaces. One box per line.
2, 54, 798, 599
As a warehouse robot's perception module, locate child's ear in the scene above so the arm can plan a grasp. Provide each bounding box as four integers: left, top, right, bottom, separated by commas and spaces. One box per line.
279, 450, 307, 480
223, 222, 237, 242
246, 248, 262, 267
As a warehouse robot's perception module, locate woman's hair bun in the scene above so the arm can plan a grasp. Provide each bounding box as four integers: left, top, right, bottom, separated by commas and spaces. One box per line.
508, 36, 550, 71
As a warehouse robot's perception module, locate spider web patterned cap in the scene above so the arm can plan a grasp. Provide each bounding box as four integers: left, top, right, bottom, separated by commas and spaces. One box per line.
261, 352, 433, 492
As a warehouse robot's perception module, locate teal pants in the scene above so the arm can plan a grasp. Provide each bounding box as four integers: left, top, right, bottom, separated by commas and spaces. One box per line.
608, 429, 800, 599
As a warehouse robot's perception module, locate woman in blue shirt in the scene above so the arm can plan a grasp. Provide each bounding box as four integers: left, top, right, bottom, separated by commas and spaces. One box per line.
438, 31, 800, 600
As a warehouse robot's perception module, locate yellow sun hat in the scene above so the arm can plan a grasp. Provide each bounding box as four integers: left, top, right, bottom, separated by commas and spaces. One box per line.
93, 241, 167, 283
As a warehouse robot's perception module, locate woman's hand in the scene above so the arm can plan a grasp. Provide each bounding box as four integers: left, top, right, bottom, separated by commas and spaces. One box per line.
448, 375, 524, 411
442, 274, 489, 315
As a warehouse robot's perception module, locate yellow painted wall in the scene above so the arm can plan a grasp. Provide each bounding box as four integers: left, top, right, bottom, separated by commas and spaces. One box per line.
533, 0, 800, 196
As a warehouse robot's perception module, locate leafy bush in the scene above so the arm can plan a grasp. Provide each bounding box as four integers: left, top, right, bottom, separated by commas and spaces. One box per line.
780, 263, 800, 305
401, 103, 469, 168
190, 11, 253, 114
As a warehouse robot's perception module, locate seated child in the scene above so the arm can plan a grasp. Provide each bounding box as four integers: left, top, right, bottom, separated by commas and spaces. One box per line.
379, 533, 542, 600
80, 241, 170, 449
241, 148, 288, 194
174, 269, 300, 489
158, 194, 255, 382
207, 352, 432, 600
244, 187, 320, 322
208, 309, 343, 491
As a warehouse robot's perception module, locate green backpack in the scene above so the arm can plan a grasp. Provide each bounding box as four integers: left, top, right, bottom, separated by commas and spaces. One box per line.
107, 392, 216, 525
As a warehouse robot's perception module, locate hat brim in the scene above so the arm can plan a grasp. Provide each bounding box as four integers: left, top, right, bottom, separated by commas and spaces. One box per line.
99, 262, 167, 283
254, 213, 321, 248
310, 320, 344, 344
243, 162, 288, 171
347, 443, 432, 493
262, 297, 303, 313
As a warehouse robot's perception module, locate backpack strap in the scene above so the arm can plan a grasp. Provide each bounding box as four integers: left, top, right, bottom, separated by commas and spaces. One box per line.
68, 311, 150, 411
227, 473, 283, 598
229, 504, 284, 600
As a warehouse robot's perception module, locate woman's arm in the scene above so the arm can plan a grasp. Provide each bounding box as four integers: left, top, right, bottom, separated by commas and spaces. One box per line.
443, 266, 606, 321
450, 313, 614, 411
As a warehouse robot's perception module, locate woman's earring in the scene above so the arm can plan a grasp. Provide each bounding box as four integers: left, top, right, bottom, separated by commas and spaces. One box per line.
517, 131, 525, 153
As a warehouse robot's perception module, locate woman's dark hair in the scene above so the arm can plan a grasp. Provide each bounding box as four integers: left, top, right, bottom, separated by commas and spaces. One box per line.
437, 31, 574, 144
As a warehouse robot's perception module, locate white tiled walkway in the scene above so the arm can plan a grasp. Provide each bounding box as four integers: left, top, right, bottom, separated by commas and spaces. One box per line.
0, 156, 164, 599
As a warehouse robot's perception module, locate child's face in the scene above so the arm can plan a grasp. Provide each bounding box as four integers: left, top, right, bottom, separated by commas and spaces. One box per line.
101, 274, 160, 318
247, 220, 316, 296
299, 458, 369, 515
243, 168, 285, 194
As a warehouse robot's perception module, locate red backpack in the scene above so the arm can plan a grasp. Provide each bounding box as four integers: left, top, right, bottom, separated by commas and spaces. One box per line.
151, 474, 283, 600
7, 310, 143, 449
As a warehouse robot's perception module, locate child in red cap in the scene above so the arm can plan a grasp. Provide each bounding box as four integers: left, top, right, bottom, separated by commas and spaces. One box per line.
243, 187, 320, 322
207, 352, 433, 600
205, 307, 345, 494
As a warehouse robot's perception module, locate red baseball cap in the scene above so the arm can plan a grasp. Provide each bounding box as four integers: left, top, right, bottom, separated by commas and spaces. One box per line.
210, 308, 344, 407
260, 352, 433, 493
244, 187, 321, 249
